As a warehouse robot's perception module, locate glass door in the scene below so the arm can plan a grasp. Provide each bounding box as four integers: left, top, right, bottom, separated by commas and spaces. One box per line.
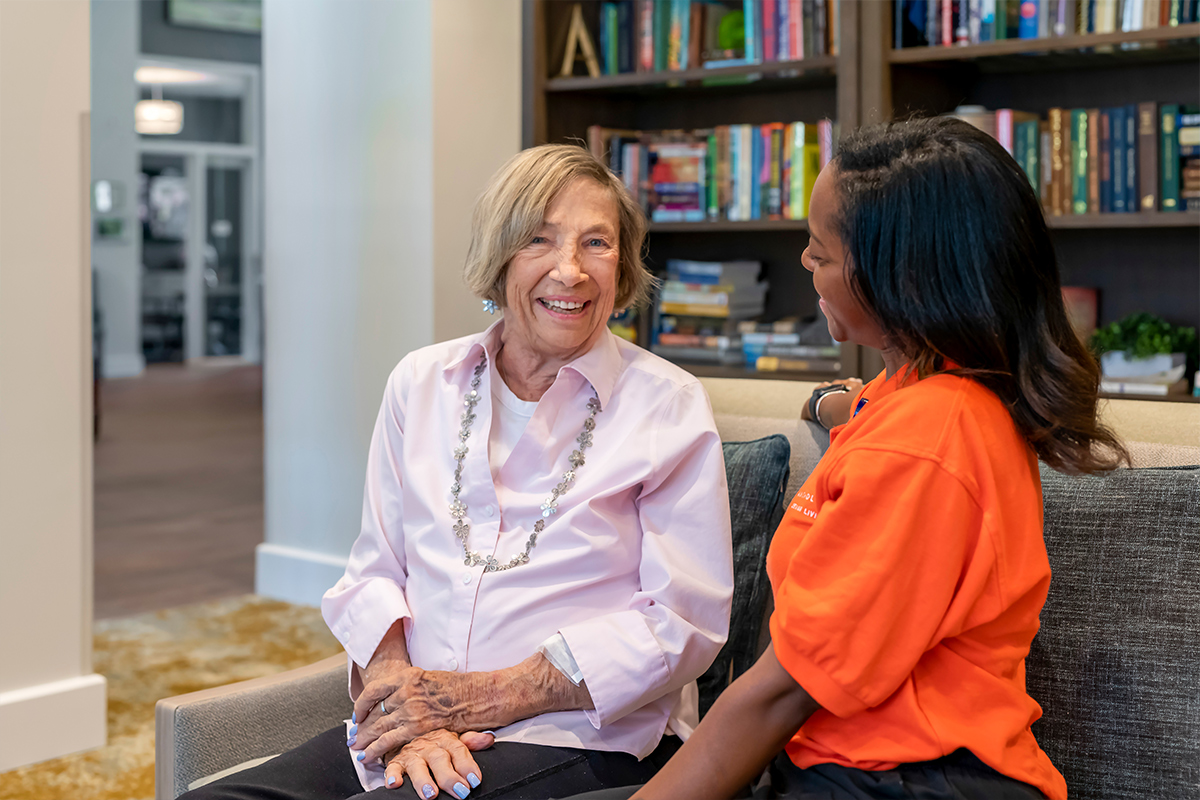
204, 161, 247, 356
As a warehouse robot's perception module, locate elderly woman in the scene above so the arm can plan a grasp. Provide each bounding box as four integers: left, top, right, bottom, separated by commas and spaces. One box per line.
183, 144, 733, 800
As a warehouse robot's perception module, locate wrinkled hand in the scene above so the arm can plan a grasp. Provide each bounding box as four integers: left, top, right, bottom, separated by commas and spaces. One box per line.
383, 729, 494, 799
352, 668, 480, 765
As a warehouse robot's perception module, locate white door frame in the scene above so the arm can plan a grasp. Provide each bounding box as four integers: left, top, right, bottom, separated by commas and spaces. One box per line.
136, 56, 262, 363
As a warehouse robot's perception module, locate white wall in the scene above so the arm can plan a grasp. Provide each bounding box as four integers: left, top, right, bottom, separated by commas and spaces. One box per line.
257, 0, 520, 606
0, 0, 107, 771
91, 0, 144, 379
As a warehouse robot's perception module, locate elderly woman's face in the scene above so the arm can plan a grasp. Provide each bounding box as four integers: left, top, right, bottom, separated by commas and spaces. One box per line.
504, 178, 620, 361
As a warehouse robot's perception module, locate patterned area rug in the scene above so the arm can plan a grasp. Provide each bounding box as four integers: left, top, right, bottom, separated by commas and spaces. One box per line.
0, 596, 343, 800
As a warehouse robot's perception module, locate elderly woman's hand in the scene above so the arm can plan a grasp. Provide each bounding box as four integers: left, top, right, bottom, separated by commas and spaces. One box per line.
384, 729, 494, 799
353, 667, 478, 760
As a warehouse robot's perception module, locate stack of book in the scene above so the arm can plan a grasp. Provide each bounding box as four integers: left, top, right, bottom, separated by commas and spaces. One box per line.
894, 0, 1199, 49
596, 0, 839, 76
589, 120, 837, 222
949, 103, 1200, 213
651, 259, 767, 365
738, 315, 841, 374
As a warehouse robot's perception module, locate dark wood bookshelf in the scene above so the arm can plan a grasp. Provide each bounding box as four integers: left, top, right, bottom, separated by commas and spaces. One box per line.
1047, 212, 1200, 229
545, 55, 837, 93
525, 1, 1198, 399
648, 219, 810, 233
888, 22, 1200, 64
672, 362, 838, 383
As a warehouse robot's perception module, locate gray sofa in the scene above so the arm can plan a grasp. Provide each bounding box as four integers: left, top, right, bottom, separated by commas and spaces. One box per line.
156, 377, 1200, 799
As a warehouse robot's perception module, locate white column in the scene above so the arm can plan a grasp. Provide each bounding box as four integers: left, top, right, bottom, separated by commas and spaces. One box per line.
0, 0, 107, 771
90, 0, 145, 378
257, 0, 520, 606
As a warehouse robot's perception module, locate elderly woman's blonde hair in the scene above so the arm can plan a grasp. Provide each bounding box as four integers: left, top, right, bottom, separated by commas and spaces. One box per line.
464, 144, 654, 312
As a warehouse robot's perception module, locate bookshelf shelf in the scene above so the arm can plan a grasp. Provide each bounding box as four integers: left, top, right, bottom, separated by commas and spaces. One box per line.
888, 22, 1200, 64
648, 219, 810, 233
1046, 212, 1200, 229
545, 56, 838, 93
671, 362, 838, 383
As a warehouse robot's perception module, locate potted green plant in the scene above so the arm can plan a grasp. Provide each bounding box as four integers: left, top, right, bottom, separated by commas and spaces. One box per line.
1089, 313, 1198, 395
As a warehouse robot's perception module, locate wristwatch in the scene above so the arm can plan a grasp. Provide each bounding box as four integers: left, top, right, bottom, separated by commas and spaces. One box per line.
808, 383, 852, 432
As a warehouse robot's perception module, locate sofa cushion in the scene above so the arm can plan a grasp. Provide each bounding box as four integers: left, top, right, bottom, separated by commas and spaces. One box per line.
697, 434, 791, 717
713, 413, 829, 503
1029, 465, 1200, 800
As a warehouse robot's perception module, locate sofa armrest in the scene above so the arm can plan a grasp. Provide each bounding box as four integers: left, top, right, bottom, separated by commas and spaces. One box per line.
155, 653, 350, 800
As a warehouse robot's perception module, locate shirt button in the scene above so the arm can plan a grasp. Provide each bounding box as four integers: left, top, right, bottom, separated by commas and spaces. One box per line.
340, 631, 350, 644
484, 504, 495, 517
448, 658, 459, 671
461, 572, 472, 585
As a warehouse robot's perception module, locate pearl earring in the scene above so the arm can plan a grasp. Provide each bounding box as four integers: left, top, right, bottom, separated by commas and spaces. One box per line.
483, 299, 498, 315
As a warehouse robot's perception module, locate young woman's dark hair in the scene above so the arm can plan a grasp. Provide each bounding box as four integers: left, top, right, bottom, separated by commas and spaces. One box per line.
832, 115, 1127, 474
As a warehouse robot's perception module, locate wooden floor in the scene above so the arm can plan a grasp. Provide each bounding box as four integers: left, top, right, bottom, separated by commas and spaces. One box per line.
93, 362, 264, 619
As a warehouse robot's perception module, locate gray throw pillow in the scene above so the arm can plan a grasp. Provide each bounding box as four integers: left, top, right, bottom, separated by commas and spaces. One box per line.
697, 434, 791, 718
1029, 464, 1200, 800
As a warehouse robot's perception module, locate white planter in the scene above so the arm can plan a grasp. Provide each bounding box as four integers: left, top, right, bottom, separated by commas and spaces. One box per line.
1100, 351, 1186, 381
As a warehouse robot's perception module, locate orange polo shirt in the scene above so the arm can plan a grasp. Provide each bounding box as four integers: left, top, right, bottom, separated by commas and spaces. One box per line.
767, 367, 1067, 800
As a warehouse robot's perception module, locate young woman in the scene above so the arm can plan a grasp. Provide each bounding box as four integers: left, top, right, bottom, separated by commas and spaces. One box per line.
571, 117, 1127, 800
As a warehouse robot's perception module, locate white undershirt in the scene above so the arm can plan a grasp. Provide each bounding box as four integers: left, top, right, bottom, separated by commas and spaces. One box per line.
489, 361, 585, 685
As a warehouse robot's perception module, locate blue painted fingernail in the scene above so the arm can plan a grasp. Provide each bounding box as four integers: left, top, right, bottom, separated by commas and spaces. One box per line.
467, 773, 480, 788
346, 736, 356, 747
422, 785, 436, 799
349, 723, 357, 735
356, 751, 365, 762
454, 782, 470, 798
387, 776, 396, 787
351, 711, 357, 724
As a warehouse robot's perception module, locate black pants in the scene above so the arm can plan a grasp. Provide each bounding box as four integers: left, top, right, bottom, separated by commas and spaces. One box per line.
562, 749, 1046, 800
180, 725, 681, 800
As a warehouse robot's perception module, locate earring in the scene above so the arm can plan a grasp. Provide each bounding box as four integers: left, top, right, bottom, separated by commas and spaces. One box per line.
483, 299, 498, 315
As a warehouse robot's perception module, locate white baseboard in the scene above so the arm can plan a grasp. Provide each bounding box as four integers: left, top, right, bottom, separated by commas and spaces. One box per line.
0, 673, 107, 771
101, 351, 145, 379
255, 543, 348, 608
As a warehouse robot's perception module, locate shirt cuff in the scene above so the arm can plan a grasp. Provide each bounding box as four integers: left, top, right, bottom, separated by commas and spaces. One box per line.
537, 633, 584, 685
560, 610, 671, 729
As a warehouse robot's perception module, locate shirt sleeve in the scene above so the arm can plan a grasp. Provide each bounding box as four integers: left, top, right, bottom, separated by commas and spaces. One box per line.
769, 447, 997, 719
321, 361, 414, 676
559, 382, 734, 728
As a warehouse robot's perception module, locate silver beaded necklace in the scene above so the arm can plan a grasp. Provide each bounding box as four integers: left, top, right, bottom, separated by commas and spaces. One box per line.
450, 353, 601, 572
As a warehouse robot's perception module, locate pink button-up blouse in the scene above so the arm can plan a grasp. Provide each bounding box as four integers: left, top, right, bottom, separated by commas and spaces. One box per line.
321, 321, 733, 790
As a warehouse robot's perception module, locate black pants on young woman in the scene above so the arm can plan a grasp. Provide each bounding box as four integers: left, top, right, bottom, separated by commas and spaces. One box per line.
558, 749, 1047, 800
179, 725, 682, 800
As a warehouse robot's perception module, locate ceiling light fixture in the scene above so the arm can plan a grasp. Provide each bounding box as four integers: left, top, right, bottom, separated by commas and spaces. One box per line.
135, 85, 183, 135
135, 66, 212, 85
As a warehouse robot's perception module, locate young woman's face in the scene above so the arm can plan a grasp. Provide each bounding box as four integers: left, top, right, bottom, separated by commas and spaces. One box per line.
802, 167, 888, 350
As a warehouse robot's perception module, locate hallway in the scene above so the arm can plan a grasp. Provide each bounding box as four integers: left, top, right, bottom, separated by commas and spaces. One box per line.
94, 362, 264, 619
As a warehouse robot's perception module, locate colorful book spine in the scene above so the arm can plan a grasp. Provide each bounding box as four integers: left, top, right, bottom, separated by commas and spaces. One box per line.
1099, 109, 1113, 212
744, 0, 759, 62
1071, 109, 1088, 213
767, 123, 784, 218
1137, 102, 1158, 212
750, 124, 762, 219
707, 132, 719, 219
655, 0, 672, 71
763, 0, 778, 61
638, 0, 655, 71
1021, 120, 1040, 195
1124, 104, 1138, 213
790, 0, 804, 57
778, 0, 790, 59
1161, 104, 1179, 210
1048, 108, 1066, 214
1018, 0, 1039, 37
1111, 105, 1127, 212
1087, 108, 1100, 212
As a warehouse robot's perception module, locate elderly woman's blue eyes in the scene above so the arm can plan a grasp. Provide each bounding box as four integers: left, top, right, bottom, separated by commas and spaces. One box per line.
587, 238, 608, 247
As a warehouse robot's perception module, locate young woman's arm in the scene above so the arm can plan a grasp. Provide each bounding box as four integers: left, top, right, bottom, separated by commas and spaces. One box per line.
631, 644, 820, 800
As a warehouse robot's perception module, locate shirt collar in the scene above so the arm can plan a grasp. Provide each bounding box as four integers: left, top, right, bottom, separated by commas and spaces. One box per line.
443, 319, 621, 410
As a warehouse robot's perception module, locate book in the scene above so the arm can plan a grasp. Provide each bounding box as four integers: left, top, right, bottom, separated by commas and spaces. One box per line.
755, 355, 842, 373
1111, 105, 1127, 212
744, 0, 759, 62
1048, 108, 1066, 215
1086, 108, 1100, 212
1138, 101, 1159, 211
648, 141, 708, 222
1015, 119, 1041, 194
1124, 104, 1138, 214
618, 1, 634, 73
1071, 109, 1089, 213
767, 122, 785, 218
1161, 103, 1180, 210
637, 0, 655, 71
1018, 0, 1039, 37
1099, 108, 1113, 212
763, 0, 778, 61
996, 108, 1038, 154
655, 0, 672, 71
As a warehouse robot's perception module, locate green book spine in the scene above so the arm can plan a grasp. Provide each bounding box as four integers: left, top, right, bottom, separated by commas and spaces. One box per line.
1162, 104, 1180, 210
995, 0, 1008, 38
609, 5, 620, 75
1072, 109, 1088, 213
1023, 121, 1041, 197
707, 133, 718, 219
655, 0, 671, 71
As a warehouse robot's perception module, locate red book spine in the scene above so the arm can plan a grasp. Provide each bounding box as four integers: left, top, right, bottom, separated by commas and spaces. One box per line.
763, 0, 779, 61
942, 0, 954, 45
790, 0, 804, 58
638, 0, 654, 72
